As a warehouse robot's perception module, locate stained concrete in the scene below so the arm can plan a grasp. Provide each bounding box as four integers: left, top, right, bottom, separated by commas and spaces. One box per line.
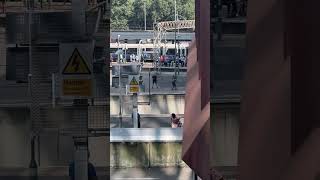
110, 142, 185, 168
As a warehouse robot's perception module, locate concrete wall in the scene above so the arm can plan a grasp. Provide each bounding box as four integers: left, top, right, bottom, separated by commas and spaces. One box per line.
110, 142, 185, 168
211, 105, 240, 167
39, 134, 108, 167
0, 105, 240, 169
0, 108, 30, 167
110, 94, 185, 115
0, 107, 108, 168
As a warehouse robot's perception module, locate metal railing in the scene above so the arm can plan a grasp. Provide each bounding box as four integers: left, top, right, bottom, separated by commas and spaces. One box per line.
0, 0, 106, 13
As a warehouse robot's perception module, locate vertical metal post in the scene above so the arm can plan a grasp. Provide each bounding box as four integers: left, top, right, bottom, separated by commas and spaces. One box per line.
28, 0, 32, 76
174, 0, 177, 21
71, 0, 89, 179
72, 99, 89, 180
37, 135, 40, 167
174, 21, 177, 77
132, 93, 138, 128
28, 0, 37, 178
124, 43, 127, 63
51, 73, 56, 108
144, 1, 147, 31
119, 63, 122, 128
72, 0, 87, 37
217, 0, 223, 41
29, 136, 38, 178
193, 171, 198, 180
117, 35, 121, 63
148, 68, 151, 100
74, 139, 88, 180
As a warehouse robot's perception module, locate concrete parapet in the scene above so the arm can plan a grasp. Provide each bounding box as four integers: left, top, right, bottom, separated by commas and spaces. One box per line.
110, 94, 185, 115
110, 142, 185, 168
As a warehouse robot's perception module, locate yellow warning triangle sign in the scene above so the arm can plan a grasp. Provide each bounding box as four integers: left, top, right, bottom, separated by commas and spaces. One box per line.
63, 48, 91, 75
130, 76, 139, 85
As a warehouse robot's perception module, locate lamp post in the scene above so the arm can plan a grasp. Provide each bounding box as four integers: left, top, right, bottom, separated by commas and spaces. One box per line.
174, 31, 178, 77
124, 42, 127, 63
174, 0, 177, 77
117, 35, 123, 127
117, 35, 121, 62
174, 0, 177, 21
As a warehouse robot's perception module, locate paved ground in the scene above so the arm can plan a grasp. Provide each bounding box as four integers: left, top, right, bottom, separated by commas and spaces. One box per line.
0, 167, 109, 180
111, 167, 194, 180
111, 71, 186, 95
0, 167, 193, 180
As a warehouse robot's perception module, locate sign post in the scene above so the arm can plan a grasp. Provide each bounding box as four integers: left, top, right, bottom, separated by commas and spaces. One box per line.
60, 43, 93, 180
60, 44, 93, 99
128, 75, 139, 94
128, 75, 140, 128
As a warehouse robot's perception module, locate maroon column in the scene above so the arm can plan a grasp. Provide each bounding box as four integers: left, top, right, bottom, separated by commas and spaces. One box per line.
182, 0, 211, 179
240, 0, 320, 179
239, 0, 290, 179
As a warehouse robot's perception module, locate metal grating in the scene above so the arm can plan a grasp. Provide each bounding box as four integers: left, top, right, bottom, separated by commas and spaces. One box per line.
23, 2, 110, 138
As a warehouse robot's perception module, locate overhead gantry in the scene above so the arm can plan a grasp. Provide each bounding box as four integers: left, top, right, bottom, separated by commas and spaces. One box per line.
153, 20, 195, 71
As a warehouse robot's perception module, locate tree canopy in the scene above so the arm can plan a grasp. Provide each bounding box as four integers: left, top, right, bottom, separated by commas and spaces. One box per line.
111, 0, 195, 30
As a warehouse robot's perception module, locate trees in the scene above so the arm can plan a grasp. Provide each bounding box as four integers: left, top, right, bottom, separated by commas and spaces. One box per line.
128, 0, 151, 30
111, 0, 195, 31
111, 0, 133, 30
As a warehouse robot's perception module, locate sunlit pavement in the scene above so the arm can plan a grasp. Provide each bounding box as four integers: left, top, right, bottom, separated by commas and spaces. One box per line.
111, 167, 193, 180
110, 72, 186, 95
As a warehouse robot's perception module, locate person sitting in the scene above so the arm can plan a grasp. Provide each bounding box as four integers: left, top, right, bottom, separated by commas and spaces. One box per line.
171, 113, 182, 128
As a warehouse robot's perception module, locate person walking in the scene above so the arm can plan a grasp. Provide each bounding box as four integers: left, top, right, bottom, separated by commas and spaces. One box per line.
131, 112, 141, 128
139, 75, 145, 92
160, 55, 165, 67
172, 75, 177, 90
152, 73, 159, 88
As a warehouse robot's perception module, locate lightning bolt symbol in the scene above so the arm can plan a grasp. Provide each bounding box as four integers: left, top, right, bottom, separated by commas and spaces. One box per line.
72, 55, 80, 72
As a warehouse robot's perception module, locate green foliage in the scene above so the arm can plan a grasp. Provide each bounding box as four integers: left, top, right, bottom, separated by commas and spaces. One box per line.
111, 0, 195, 30
111, 0, 134, 30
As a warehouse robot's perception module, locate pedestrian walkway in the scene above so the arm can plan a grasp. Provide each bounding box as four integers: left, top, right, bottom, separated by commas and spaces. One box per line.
111, 72, 186, 95
111, 167, 193, 180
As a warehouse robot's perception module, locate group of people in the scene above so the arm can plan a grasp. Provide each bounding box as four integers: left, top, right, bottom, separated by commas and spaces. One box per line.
159, 55, 187, 67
